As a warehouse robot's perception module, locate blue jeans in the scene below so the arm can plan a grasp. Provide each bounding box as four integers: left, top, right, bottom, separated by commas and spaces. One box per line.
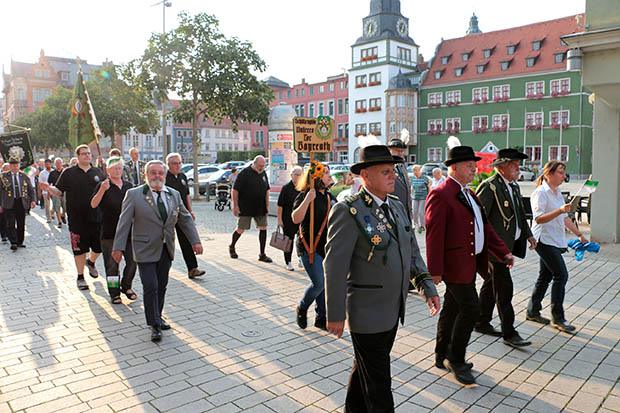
299, 253, 326, 320
527, 242, 569, 322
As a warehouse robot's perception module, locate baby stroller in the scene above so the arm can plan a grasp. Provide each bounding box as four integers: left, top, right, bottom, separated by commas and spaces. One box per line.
214, 183, 231, 211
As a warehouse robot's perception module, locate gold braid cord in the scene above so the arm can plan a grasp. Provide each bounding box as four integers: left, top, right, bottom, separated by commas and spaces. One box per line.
489, 182, 513, 231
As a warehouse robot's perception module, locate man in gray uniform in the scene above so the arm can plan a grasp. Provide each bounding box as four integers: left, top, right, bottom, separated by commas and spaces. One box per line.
324, 145, 441, 413
387, 137, 412, 221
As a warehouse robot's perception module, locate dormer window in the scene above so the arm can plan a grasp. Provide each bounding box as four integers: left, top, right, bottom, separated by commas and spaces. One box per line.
483, 49, 492, 59
507, 43, 518, 55
476, 64, 486, 74
526, 56, 538, 67
454, 67, 464, 77
554, 52, 565, 64
532, 40, 542, 51
500, 60, 511, 71
462, 52, 470, 62
440, 55, 450, 65
434, 70, 443, 80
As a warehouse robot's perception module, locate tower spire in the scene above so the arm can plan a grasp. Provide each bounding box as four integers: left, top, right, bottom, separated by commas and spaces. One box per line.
466, 13, 482, 35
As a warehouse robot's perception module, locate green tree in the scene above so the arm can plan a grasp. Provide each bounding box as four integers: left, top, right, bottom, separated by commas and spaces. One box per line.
127, 12, 273, 198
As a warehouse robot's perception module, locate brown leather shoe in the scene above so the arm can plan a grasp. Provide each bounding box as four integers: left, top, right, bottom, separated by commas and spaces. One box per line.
188, 268, 206, 279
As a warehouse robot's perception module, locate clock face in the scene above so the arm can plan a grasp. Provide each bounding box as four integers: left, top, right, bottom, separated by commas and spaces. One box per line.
397, 18, 408, 37
364, 19, 378, 37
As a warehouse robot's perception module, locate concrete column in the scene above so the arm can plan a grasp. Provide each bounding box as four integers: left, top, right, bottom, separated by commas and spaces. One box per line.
590, 97, 620, 242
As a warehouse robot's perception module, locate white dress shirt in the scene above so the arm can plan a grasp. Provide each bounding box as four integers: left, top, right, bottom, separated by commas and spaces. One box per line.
531, 181, 568, 248
499, 174, 521, 240
449, 176, 484, 254
151, 186, 169, 213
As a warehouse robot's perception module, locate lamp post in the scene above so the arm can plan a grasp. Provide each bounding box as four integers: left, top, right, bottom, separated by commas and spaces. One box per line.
152, 0, 172, 158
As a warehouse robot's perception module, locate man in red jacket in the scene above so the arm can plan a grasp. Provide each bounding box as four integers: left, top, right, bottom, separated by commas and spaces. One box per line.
426, 145, 513, 385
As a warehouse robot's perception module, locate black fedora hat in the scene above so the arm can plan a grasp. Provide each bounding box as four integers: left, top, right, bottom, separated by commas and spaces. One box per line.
387, 138, 407, 149
444, 146, 481, 166
351, 145, 403, 174
491, 148, 528, 166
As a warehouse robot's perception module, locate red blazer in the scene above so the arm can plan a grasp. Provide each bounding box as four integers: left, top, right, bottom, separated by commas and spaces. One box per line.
425, 177, 510, 284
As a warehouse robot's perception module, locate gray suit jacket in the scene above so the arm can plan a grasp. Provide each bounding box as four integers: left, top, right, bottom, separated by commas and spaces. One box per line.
0, 171, 36, 210
392, 162, 413, 221
113, 184, 200, 263
324, 188, 437, 334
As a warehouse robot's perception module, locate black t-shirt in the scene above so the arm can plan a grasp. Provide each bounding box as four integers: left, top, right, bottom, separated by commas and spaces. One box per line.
277, 180, 300, 232
165, 172, 190, 209
55, 165, 106, 217
48, 169, 63, 186
293, 190, 335, 258
233, 166, 270, 217
92, 180, 133, 239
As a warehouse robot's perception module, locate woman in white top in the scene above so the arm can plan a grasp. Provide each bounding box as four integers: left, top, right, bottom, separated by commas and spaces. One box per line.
526, 161, 587, 333
430, 167, 446, 189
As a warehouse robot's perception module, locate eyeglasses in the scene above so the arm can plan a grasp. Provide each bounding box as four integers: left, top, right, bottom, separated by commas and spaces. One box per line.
79, 152, 91, 156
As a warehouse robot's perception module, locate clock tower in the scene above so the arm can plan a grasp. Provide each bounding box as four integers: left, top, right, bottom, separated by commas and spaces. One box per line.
348, 0, 419, 161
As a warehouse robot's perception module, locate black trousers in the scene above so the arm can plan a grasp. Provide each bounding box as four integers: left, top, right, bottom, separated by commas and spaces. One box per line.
0, 210, 8, 240
6, 201, 26, 246
282, 223, 297, 264
435, 282, 479, 364
137, 248, 172, 327
101, 238, 137, 299
528, 242, 569, 322
345, 324, 398, 413
176, 224, 197, 271
478, 262, 517, 338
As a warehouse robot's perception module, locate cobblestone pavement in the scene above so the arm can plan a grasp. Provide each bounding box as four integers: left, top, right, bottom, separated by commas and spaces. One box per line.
0, 202, 618, 413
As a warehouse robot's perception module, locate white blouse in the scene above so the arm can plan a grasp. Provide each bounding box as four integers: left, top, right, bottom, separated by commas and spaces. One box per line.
531, 181, 568, 248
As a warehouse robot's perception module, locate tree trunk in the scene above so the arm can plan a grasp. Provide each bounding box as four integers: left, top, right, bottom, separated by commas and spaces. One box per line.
192, 98, 201, 201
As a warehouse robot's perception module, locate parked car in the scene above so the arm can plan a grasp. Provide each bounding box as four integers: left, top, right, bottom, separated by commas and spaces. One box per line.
421, 162, 448, 177
519, 166, 536, 181
326, 163, 349, 173
218, 161, 246, 170
185, 165, 221, 188
206, 169, 234, 195
181, 163, 206, 174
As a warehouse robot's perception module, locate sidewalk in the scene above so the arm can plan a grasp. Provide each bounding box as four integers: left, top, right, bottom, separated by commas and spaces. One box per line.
0, 203, 618, 412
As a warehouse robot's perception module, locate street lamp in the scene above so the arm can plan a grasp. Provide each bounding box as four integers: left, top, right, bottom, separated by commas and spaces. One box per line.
151, 0, 172, 158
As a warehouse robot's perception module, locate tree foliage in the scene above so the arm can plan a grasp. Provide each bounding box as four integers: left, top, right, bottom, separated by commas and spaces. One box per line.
126, 12, 274, 197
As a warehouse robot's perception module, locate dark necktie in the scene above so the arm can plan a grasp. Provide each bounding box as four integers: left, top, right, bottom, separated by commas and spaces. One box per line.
13, 174, 19, 199
510, 182, 520, 229
154, 191, 168, 222
380, 203, 398, 235
462, 189, 480, 231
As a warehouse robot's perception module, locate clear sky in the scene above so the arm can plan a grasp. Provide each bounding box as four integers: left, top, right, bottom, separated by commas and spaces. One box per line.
1, 0, 585, 89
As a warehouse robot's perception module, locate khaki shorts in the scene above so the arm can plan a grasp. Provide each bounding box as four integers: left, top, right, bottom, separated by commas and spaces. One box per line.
238, 215, 267, 230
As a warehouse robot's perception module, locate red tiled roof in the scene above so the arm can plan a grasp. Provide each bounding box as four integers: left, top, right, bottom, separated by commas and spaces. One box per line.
423, 14, 584, 87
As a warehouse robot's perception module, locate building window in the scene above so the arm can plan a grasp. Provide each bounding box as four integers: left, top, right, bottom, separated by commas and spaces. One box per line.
301, 88, 305, 97
446, 117, 461, 133
554, 53, 565, 64
428, 147, 443, 162
500, 60, 511, 71
440, 55, 450, 65
507, 44, 517, 55
548, 145, 569, 162
368, 98, 381, 111
32, 88, 51, 103
361, 46, 379, 62
328, 101, 334, 116
329, 83, 334, 92
550, 78, 571, 95
338, 99, 343, 115
427, 119, 443, 134
355, 75, 367, 88
295, 89, 299, 97
472, 87, 489, 103
319, 85, 325, 93
355, 100, 367, 113
550, 110, 570, 128
309, 86, 314, 96
318, 102, 324, 115
355, 123, 367, 136
491, 114, 509, 131
434, 70, 442, 79
476, 64, 486, 74
397, 47, 411, 62
428, 92, 443, 106
472, 116, 489, 133
483, 48, 493, 58
446, 90, 461, 105
462, 52, 470, 61
526, 57, 537, 67
345, 98, 349, 113
345, 123, 349, 137
525, 145, 542, 162
308, 104, 315, 118
368, 72, 381, 86
369, 122, 381, 135
338, 123, 344, 139
60, 71, 69, 81
341, 81, 347, 90
526, 81, 545, 98
492, 84, 510, 101
532, 40, 542, 51
525, 111, 544, 129
454, 67, 464, 77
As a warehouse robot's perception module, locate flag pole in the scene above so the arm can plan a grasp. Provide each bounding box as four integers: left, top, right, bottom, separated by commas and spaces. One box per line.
540, 107, 544, 169
82, 76, 102, 158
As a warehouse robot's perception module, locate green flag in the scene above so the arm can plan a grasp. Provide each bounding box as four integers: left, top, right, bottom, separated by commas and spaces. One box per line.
583, 179, 599, 194
68, 70, 100, 149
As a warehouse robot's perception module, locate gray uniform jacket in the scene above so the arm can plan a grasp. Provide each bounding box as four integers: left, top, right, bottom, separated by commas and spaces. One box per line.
0, 171, 36, 210
392, 162, 413, 221
324, 187, 437, 334
113, 184, 200, 263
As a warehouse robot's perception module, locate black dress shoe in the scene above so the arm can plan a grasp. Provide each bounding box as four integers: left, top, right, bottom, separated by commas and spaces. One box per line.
18, 244, 26, 248
435, 355, 473, 370
160, 321, 171, 330
445, 360, 476, 385
296, 306, 307, 329
258, 254, 273, 263
551, 320, 576, 334
526, 314, 551, 325
503, 333, 532, 348
314, 318, 327, 331
10, 244, 17, 251
474, 323, 503, 337
150, 326, 162, 342
229, 245, 238, 259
